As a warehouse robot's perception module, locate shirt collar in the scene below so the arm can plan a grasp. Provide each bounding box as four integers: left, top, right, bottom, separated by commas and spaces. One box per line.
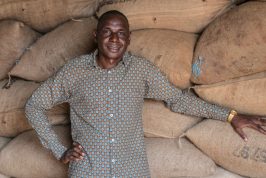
91, 49, 130, 69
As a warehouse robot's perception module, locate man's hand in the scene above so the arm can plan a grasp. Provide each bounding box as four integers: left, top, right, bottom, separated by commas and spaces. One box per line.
231, 114, 266, 141
60, 142, 85, 164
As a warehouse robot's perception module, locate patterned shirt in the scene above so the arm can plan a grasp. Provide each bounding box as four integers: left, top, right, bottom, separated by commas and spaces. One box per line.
25, 50, 230, 178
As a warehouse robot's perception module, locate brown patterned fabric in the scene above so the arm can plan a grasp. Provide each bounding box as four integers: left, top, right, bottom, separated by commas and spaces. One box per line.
25, 50, 230, 177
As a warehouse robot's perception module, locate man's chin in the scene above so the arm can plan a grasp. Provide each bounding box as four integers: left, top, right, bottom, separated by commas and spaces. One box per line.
106, 51, 124, 59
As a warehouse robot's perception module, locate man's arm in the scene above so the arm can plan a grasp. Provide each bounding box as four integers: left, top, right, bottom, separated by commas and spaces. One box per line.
143, 59, 266, 141
143, 60, 230, 121
25, 66, 70, 160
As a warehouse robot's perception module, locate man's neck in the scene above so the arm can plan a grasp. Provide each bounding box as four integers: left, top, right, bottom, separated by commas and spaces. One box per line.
96, 54, 122, 69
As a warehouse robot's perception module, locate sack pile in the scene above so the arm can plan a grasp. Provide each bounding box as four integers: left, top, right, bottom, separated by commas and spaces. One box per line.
0, 1, 100, 177
97, 0, 236, 33
187, 1, 266, 178
0, 0, 265, 178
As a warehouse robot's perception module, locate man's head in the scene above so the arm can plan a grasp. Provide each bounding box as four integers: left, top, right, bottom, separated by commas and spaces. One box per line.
94, 10, 130, 61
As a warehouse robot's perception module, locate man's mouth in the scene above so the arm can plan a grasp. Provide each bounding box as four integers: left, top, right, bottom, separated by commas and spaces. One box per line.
107, 44, 121, 53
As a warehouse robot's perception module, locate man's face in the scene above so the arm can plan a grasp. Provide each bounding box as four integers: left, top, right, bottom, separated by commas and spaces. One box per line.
95, 15, 130, 61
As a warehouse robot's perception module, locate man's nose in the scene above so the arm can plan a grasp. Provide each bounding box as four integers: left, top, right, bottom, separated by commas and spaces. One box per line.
109, 32, 119, 42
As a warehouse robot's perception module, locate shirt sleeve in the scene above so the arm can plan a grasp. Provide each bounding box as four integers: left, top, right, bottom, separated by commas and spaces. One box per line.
25, 66, 71, 160
143, 60, 230, 121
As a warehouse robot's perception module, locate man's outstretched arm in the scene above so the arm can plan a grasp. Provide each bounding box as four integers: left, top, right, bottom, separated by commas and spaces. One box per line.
143, 59, 266, 141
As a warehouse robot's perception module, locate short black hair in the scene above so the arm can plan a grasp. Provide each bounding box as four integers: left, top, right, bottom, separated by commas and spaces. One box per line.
97, 10, 129, 32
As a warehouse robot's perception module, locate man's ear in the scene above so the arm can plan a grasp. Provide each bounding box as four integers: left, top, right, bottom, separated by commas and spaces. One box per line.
93, 30, 97, 43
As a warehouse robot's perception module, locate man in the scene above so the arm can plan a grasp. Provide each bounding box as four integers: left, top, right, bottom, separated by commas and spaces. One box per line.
25, 10, 266, 177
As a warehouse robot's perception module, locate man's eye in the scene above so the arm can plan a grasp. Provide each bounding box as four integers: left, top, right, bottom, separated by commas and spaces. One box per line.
118, 31, 126, 37
102, 30, 111, 36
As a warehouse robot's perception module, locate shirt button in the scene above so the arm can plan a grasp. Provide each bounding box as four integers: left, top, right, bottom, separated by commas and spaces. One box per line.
108, 89, 112, 93
112, 159, 116, 163
110, 114, 113, 117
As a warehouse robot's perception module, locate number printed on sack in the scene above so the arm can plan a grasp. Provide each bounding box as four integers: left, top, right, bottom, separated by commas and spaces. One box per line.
233, 145, 266, 163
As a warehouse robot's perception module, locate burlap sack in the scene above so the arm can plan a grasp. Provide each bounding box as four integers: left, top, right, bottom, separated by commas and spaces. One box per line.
128, 29, 197, 89
0, 173, 9, 178
183, 167, 246, 178
0, 80, 70, 137
0, 125, 71, 178
9, 17, 97, 82
204, 167, 245, 178
146, 138, 216, 178
193, 71, 266, 116
191, 1, 266, 84
143, 99, 201, 138
186, 119, 266, 178
0, 80, 40, 113
0, 0, 100, 32
97, 0, 234, 33
0, 137, 11, 151
0, 106, 70, 137
0, 137, 10, 177
0, 20, 40, 80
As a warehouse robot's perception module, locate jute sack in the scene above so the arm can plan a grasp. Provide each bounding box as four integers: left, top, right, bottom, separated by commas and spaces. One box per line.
146, 138, 216, 178
204, 167, 245, 178
128, 29, 198, 89
0, 126, 71, 178
186, 119, 266, 178
0, 137, 10, 177
0, 137, 11, 151
0, 80, 40, 113
0, 173, 9, 178
193, 71, 266, 116
0, 20, 40, 80
184, 167, 245, 178
191, 1, 266, 84
9, 17, 97, 82
143, 99, 201, 138
97, 0, 234, 33
0, 110, 69, 138
0, 80, 70, 137
0, 0, 100, 32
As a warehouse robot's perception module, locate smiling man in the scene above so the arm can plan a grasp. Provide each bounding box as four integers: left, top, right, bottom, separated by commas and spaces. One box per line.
25, 10, 266, 177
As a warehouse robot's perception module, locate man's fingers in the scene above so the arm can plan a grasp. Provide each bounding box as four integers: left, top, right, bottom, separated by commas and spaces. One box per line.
247, 123, 266, 135
235, 128, 248, 142
256, 125, 266, 135
73, 142, 80, 146
251, 117, 266, 126
258, 118, 266, 126
74, 146, 85, 154
70, 150, 83, 159
73, 142, 84, 150
69, 153, 83, 161
69, 155, 79, 161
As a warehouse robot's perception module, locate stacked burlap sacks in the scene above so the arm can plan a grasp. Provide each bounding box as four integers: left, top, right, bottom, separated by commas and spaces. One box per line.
0, 0, 261, 178
0, 1, 101, 177
186, 1, 266, 178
